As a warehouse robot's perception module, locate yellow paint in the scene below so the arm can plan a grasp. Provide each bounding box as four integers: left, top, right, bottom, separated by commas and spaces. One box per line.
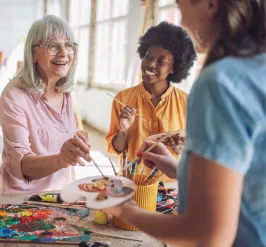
0, 211, 7, 216
18, 211, 32, 216
94, 210, 108, 225
39, 194, 57, 203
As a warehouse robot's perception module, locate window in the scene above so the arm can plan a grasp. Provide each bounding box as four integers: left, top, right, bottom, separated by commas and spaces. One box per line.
46, 0, 61, 16
94, 0, 129, 86
158, 0, 181, 24
70, 0, 91, 83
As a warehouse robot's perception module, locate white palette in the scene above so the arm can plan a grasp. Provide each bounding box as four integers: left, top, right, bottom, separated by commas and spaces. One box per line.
61, 176, 136, 210
147, 131, 186, 153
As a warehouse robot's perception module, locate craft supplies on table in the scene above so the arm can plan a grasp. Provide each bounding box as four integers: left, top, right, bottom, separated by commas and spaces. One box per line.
113, 174, 158, 231
61, 176, 136, 210
0, 204, 91, 244
156, 183, 179, 214
0, 192, 162, 246
23, 192, 87, 210
26, 193, 64, 203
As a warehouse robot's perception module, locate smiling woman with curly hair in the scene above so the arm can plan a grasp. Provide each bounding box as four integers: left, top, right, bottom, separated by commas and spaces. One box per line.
106, 22, 197, 181
137, 21, 197, 83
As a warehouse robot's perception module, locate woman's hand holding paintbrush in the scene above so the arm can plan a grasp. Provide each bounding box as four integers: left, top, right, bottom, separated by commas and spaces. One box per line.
58, 130, 91, 168
74, 133, 106, 177
107, 93, 148, 123
137, 140, 179, 180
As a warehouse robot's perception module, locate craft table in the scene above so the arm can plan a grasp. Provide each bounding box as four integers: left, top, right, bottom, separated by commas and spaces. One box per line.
0, 192, 163, 247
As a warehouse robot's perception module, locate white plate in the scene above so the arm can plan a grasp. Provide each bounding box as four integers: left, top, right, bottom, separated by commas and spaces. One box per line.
61, 176, 136, 210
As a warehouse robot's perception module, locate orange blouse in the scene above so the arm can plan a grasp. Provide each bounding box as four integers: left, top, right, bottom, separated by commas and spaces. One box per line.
105, 83, 187, 180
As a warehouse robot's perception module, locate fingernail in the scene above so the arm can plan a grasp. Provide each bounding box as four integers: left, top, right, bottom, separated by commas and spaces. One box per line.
137, 152, 143, 158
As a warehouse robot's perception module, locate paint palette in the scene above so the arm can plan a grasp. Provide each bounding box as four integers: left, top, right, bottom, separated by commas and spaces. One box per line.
61, 176, 136, 210
146, 131, 186, 154
0, 205, 90, 244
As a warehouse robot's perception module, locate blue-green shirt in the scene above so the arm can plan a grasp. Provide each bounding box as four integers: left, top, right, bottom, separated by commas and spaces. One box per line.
178, 54, 266, 247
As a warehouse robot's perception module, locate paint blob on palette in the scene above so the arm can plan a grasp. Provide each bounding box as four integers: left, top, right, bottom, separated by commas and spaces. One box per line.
61, 176, 136, 210
147, 131, 186, 154
0, 205, 90, 244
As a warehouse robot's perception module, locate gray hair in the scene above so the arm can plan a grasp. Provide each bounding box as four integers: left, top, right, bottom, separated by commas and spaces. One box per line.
16, 15, 78, 93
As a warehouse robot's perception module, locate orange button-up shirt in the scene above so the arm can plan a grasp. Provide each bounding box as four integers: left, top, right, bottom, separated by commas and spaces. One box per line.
105, 83, 187, 180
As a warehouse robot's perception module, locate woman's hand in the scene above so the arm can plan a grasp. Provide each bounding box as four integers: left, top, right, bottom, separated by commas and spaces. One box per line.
137, 140, 178, 178
75, 130, 90, 147
119, 106, 136, 131
57, 133, 91, 168
103, 200, 139, 218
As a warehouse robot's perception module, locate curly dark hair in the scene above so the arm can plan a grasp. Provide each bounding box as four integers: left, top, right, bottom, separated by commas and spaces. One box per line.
137, 22, 197, 83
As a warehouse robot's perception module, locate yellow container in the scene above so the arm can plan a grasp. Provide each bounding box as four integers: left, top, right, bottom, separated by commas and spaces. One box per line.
113, 174, 158, 231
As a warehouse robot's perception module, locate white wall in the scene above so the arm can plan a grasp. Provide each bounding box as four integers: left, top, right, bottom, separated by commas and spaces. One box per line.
0, 0, 44, 57
74, 86, 113, 133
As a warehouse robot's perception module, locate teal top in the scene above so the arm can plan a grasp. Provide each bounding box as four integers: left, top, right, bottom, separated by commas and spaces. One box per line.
178, 54, 266, 247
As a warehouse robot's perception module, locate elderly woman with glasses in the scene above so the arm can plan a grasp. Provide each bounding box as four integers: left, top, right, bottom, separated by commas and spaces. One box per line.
0, 15, 91, 194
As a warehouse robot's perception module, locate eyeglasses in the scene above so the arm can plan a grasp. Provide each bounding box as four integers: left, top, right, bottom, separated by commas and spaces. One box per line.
33, 42, 78, 56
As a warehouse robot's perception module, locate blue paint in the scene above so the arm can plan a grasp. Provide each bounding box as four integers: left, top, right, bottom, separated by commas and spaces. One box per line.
0, 228, 14, 238
39, 238, 56, 243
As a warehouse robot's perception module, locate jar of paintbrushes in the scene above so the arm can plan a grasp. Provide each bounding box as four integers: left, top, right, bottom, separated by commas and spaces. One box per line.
113, 152, 159, 231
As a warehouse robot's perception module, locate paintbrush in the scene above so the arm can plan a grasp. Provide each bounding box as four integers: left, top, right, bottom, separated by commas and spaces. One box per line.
148, 171, 163, 185
74, 134, 106, 178
23, 201, 85, 209
137, 164, 145, 185
122, 150, 128, 178
109, 158, 117, 175
142, 167, 160, 186
106, 92, 148, 123
129, 161, 137, 182
90, 157, 106, 178
85, 229, 142, 242
121, 133, 171, 176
